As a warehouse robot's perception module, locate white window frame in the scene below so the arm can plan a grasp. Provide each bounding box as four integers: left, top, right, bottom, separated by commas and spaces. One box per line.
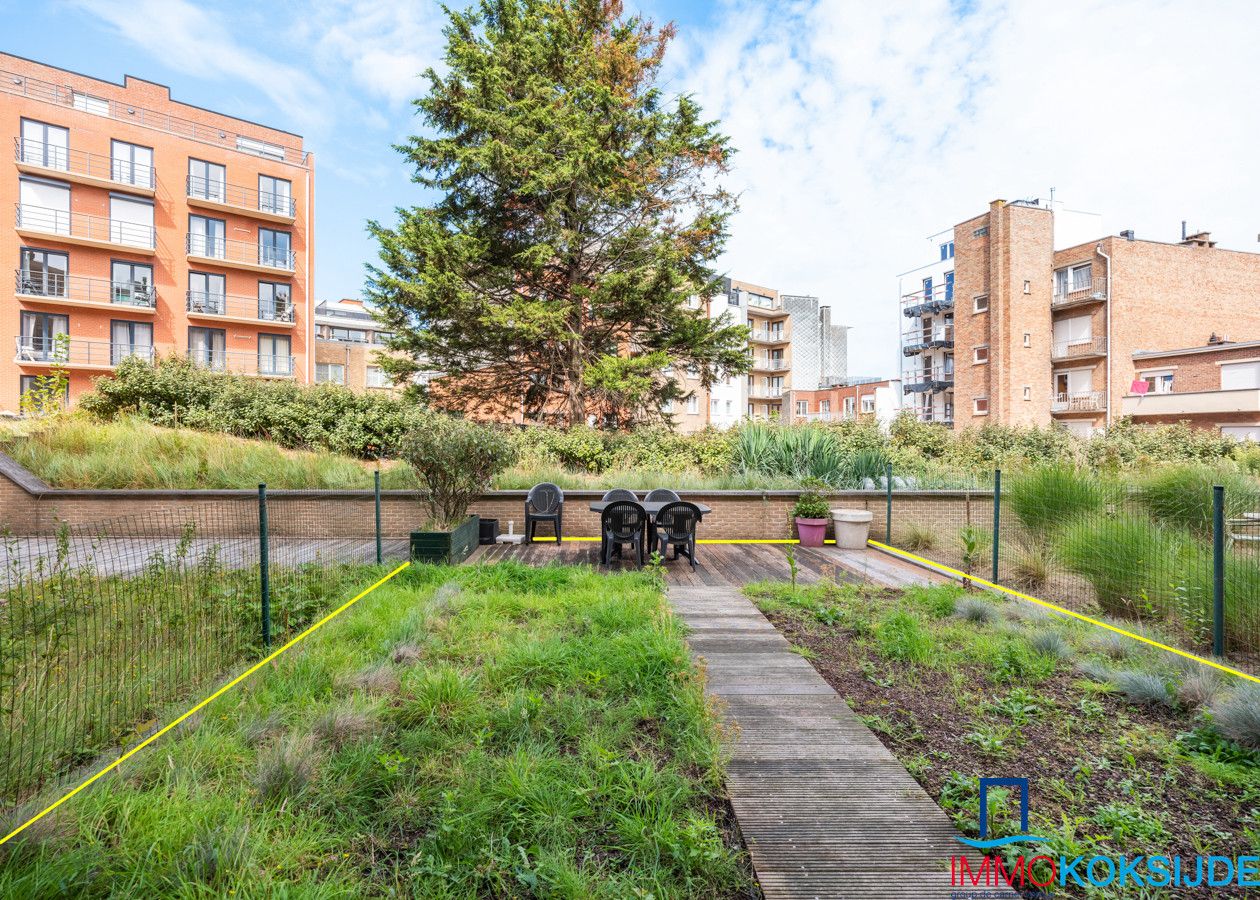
973, 294, 989, 313
1139, 369, 1175, 394
973, 397, 990, 416
973, 345, 989, 364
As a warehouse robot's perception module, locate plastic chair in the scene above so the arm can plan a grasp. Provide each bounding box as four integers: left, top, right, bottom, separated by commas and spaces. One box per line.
654, 501, 701, 570
644, 488, 681, 503
600, 501, 647, 566
525, 483, 564, 544
601, 488, 638, 502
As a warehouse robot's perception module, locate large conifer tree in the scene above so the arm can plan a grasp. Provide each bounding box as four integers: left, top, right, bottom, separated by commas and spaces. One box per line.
367, 0, 749, 427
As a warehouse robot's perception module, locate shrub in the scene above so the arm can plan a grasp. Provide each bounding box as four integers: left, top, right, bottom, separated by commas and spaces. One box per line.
1056, 515, 1187, 616
792, 489, 832, 520
1211, 686, 1260, 749
1006, 465, 1106, 535
400, 415, 517, 527
959, 525, 991, 575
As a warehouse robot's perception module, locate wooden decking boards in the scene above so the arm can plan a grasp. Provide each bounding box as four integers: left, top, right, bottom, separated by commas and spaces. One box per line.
468, 542, 1012, 899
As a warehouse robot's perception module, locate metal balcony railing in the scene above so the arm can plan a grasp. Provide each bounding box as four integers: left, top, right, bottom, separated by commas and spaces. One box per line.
15, 269, 156, 309
748, 386, 785, 399
186, 290, 295, 323
187, 174, 296, 217
1051, 336, 1107, 361
750, 357, 789, 370
902, 325, 954, 354
189, 349, 295, 378
910, 405, 954, 425
746, 294, 783, 311
902, 366, 955, 392
15, 336, 153, 367
901, 284, 955, 317
15, 137, 156, 189
186, 233, 295, 271
2, 67, 310, 167
1051, 390, 1107, 413
16, 204, 156, 249
1052, 282, 1107, 307
749, 328, 788, 343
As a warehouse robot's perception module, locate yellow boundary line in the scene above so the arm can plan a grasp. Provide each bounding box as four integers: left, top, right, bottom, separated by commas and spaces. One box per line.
867, 539, 1259, 686
0, 561, 412, 847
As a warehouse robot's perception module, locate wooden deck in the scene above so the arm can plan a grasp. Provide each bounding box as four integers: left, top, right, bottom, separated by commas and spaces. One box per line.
470, 540, 992, 898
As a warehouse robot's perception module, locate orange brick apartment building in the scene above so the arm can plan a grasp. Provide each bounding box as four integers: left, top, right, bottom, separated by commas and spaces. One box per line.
902, 199, 1260, 436
1, 53, 313, 410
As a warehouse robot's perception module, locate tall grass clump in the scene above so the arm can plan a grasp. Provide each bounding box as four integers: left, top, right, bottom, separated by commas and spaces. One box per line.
1006, 465, 1106, 536
1056, 515, 1188, 616
1138, 465, 1260, 535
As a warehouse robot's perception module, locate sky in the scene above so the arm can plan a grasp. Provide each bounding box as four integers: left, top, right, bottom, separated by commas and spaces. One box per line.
7, 0, 1260, 378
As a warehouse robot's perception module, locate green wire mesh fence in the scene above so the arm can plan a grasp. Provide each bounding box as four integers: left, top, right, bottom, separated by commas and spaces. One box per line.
0, 487, 411, 806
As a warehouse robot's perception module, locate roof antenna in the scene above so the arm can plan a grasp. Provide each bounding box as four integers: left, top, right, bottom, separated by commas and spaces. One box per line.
1049, 186, 1055, 208
1182, 220, 1187, 240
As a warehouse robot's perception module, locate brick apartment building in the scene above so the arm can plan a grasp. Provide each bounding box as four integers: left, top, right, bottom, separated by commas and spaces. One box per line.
314, 298, 405, 394
901, 198, 1260, 436
1120, 339, 1260, 439
1, 53, 313, 410
784, 378, 902, 429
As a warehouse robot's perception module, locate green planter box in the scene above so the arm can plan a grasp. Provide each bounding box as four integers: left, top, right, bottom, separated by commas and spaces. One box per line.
410, 515, 480, 565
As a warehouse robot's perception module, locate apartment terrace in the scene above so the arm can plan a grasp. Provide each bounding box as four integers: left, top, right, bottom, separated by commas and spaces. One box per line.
901, 324, 953, 355
186, 234, 295, 275
1051, 390, 1107, 413
902, 365, 953, 393
186, 175, 296, 224
900, 284, 954, 318
15, 270, 156, 313
1051, 336, 1107, 362
1121, 388, 1260, 417
15, 204, 155, 253
14, 336, 152, 370
189, 349, 296, 378
186, 290, 295, 326
748, 328, 789, 344
1051, 281, 1108, 310
14, 137, 155, 195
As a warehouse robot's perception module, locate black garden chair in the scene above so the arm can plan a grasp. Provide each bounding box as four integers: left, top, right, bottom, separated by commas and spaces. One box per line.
525, 482, 564, 543
601, 488, 638, 502
644, 488, 680, 503
654, 501, 702, 570
600, 501, 647, 567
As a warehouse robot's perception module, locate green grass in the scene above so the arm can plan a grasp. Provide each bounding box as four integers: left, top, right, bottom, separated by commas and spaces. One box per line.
0, 562, 753, 897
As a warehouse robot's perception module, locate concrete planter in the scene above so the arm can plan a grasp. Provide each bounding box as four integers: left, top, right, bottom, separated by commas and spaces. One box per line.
831, 509, 873, 550
410, 515, 480, 564
794, 517, 829, 548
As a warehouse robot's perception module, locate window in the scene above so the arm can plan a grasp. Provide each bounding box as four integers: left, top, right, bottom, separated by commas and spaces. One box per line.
843, 396, 856, 418
820, 400, 831, 414
366, 366, 390, 389
20, 374, 68, 407
726, 400, 733, 415
71, 91, 109, 116
661, 399, 673, 413
1070, 264, 1092, 292
236, 136, 284, 160
258, 175, 292, 216
189, 215, 226, 258
1222, 425, 1260, 442
315, 363, 345, 385
1023, 386, 1032, 401
258, 228, 292, 269
1054, 267, 1069, 297
687, 395, 699, 414
20, 119, 68, 170
111, 140, 153, 188
18, 248, 68, 297
1022, 280, 1031, 294
973, 294, 989, 313
188, 159, 226, 202
18, 311, 68, 360
1140, 369, 1175, 394
1054, 369, 1094, 398
188, 327, 226, 370
922, 275, 933, 301
796, 400, 808, 416
945, 271, 954, 303
860, 395, 875, 414
1221, 361, 1260, 391
258, 282, 292, 321
710, 398, 719, 414
973, 225, 989, 237
259, 334, 293, 376
111, 261, 153, 307
1023, 332, 1031, 348
110, 320, 153, 365
19, 178, 70, 235
1052, 315, 1092, 354
110, 195, 154, 247
940, 241, 955, 260
974, 397, 989, 415
973, 345, 989, 364
188, 272, 226, 314
323, 326, 369, 343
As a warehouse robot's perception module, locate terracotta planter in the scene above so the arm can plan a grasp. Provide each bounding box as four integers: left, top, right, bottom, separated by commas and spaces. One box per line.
794, 517, 829, 548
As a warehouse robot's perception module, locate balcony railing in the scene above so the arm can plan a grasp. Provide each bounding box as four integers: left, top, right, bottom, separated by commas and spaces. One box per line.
1051, 390, 1107, 413
186, 233, 295, 271
189, 349, 295, 378
750, 357, 789, 370
1051, 336, 1107, 361
15, 336, 153, 368
1052, 282, 1106, 308
15, 137, 156, 189
748, 386, 784, 399
749, 328, 788, 343
187, 175, 296, 217
187, 290, 295, 323
902, 366, 954, 392
15, 270, 156, 309
746, 294, 783, 311
902, 325, 954, 354
16, 204, 156, 249
2, 67, 309, 167
901, 285, 955, 317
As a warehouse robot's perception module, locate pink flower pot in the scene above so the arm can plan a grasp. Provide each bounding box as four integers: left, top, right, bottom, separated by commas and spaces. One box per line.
795, 517, 829, 548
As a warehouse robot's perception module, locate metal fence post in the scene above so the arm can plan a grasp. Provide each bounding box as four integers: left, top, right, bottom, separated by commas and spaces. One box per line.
1213, 484, 1225, 657
885, 462, 893, 544
259, 483, 271, 651
992, 469, 1001, 583
374, 469, 383, 565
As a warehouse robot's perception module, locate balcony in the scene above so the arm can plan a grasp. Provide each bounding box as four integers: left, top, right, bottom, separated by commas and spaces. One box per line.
749, 328, 788, 344
910, 406, 954, 426
186, 291, 296, 327
1051, 336, 1107, 362
14, 336, 153, 370
15, 270, 156, 313
186, 175, 296, 223
189, 350, 296, 378
745, 294, 786, 316
902, 325, 954, 355
16, 204, 156, 254
186, 233, 295, 275
1051, 390, 1107, 414
902, 366, 954, 393
1122, 388, 1260, 418
14, 138, 156, 195
749, 356, 789, 371
901, 285, 954, 318
1052, 282, 1107, 310
748, 386, 784, 400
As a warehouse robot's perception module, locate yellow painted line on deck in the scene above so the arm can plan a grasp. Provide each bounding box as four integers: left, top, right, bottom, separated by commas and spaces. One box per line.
0, 561, 412, 848
868, 539, 1260, 686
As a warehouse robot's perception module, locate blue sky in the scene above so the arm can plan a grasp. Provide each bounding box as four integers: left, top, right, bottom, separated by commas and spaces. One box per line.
8, 1, 1260, 377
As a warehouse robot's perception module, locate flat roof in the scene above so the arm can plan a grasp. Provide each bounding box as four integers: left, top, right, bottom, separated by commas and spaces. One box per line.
1133, 340, 1260, 360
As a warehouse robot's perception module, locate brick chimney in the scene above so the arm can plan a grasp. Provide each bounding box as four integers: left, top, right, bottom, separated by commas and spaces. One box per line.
1180, 231, 1216, 248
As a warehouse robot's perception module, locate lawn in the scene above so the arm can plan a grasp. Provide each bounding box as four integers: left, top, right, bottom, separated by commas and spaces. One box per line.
0, 562, 755, 898
746, 578, 1260, 898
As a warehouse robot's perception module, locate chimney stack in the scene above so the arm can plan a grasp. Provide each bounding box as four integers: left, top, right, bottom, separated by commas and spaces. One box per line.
1180, 231, 1216, 248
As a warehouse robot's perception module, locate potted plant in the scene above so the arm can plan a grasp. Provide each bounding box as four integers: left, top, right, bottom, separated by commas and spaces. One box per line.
400, 414, 517, 564
792, 487, 832, 548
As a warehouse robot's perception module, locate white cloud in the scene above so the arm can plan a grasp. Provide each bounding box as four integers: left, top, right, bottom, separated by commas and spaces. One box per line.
668, 0, 1260, 378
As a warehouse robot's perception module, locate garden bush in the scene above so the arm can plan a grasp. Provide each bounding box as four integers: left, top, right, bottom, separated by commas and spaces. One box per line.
400, 414, 517, 527
1006, 465, 1107, 535
1056, 515, 1190, 616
